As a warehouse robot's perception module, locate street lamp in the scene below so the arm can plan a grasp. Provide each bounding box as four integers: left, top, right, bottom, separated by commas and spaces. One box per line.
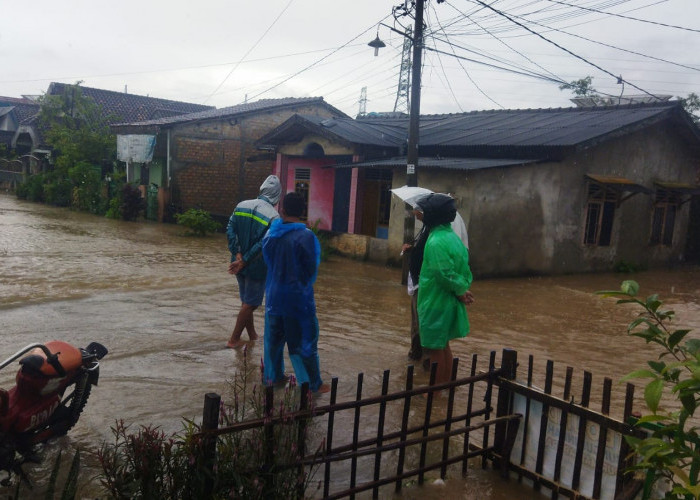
367, 33, 385, 57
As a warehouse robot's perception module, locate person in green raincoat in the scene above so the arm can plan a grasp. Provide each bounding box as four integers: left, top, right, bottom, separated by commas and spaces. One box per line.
416, 193, 473, 387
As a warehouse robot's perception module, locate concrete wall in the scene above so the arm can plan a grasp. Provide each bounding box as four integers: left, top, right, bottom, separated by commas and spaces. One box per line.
168, 105, 340, 218
387, 123, 700, 277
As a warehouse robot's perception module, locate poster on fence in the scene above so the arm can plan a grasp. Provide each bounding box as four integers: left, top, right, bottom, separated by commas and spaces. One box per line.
509, 391, 622, 500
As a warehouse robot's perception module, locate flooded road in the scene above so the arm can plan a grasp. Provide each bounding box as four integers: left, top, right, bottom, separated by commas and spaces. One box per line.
1, 193, 699, 498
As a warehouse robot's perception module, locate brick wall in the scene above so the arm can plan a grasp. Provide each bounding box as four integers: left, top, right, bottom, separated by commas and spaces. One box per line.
170, 104, 338, 217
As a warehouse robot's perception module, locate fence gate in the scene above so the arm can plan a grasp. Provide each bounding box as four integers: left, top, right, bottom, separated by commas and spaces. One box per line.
200, 349, 642, 500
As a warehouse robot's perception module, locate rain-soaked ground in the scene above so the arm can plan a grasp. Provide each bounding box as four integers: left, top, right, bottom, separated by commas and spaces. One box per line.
1, 193, 699, 498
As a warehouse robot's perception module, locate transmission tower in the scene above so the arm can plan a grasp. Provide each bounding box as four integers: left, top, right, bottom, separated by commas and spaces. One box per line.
358, 86, 367, 118
393, 26, 412, 114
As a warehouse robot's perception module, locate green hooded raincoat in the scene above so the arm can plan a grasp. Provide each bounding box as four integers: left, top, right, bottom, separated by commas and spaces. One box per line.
417, 224, 473, 350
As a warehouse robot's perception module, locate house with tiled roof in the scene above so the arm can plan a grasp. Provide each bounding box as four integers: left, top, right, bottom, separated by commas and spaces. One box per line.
110, 97, 348, 222
0, 96, 40, 153
1, 83, 214, 181
255, 101, 700, 276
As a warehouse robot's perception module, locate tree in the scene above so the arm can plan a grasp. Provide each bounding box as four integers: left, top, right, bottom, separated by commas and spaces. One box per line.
559, 76, 597, 97
37, 81, 116, 172
677, 92, 700, 123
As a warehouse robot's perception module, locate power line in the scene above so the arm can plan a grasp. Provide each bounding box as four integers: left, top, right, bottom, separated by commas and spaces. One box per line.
245, 13, 394, 103
505, 8, 700, 73
203, 0, 295, 103
467, 0, 661, 98
430, 2, 502, 109
545, 0, 700, 33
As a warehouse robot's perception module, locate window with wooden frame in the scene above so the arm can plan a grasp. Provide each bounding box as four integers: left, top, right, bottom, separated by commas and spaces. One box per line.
583, 183, 618, 246
650, 188, 680, 246
294, 168, 311, 222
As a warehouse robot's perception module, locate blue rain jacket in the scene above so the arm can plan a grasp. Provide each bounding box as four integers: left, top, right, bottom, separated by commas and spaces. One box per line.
262, 219, 321, 318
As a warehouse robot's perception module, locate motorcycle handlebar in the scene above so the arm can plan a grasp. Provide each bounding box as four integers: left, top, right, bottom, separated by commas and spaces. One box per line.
0, 343, 66, 376
0, 343, 49, 371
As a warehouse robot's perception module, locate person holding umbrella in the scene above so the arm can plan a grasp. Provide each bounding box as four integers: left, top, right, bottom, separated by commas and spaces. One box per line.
413, 193, 473, 388
392, 187, 470, 365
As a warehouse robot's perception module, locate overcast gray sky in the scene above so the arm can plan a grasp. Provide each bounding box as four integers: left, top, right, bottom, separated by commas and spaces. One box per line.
1, 0, 698, 117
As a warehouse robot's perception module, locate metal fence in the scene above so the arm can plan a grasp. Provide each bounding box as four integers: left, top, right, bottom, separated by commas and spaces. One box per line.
200, 349, 642, 500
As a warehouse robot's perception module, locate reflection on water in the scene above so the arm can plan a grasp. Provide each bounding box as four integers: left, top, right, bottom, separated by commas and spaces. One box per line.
1, 194, 699, 498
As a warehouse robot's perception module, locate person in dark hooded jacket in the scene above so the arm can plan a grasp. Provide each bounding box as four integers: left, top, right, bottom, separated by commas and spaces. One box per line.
416, 193, 473, 387
226, 175, 281, 348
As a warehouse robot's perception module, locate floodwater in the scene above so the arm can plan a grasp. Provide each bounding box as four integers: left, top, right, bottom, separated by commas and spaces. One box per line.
0, 193, 698, 499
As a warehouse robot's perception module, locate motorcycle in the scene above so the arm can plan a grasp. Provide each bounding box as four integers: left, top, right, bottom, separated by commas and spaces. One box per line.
0, 340, 108, 482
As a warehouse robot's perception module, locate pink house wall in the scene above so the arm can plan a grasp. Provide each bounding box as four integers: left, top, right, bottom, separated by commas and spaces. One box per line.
277, 157, 336, 231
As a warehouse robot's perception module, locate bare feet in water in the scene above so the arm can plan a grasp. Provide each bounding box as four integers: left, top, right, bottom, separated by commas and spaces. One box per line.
226, 339, 246, 348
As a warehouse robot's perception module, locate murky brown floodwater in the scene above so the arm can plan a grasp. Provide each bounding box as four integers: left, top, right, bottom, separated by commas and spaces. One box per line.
1, 193, 698, 499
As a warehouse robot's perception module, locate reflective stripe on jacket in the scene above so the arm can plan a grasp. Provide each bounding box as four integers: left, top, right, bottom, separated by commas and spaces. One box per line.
227, 197, 279, 280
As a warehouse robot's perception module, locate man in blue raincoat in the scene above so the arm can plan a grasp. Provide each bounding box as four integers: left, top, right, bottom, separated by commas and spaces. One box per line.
226, 175, 281, 348
261, 192, 330, 394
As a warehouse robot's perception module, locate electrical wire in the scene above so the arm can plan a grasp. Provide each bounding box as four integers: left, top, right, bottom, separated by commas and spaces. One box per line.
545, 0, 700, 33
245, 12, 394, 103
203, 0, 296, 104
504, 8, 700, 73
466, 0, 662, 98
429, 2, 503, 108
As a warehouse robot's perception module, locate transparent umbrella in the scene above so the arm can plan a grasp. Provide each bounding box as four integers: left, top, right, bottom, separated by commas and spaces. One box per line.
390, 185, 433, 208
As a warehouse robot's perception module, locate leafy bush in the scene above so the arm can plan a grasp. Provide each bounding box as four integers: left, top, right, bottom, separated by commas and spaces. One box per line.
42, 176, 73, 207
15, 174, 46, 202
119, 184, 144, 222
597, 280, 699, 499
175, 208, 221, 236
97, 347, 318, 498
310, 219, 334, 261
614, 260, 647, 273
69, 161, 103, 214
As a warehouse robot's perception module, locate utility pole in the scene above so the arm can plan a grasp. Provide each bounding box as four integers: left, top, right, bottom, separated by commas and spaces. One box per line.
406, 0, 424, 191
401, 0, 425, 282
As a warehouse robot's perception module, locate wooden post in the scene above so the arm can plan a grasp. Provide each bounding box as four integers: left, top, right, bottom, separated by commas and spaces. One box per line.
296, 382, 309, 499
494, 349, 518, 472
202, 392, 221, 499
262, 385, 275, 499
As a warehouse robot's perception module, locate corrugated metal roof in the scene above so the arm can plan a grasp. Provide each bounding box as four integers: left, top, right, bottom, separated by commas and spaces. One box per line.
333, 156, 541, 171
275, 102, 685, 149
421, 105, 678, 147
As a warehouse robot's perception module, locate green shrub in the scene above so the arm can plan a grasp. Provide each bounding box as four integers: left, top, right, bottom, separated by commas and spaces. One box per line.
613, 260, 647, 273
68, 161, 103, 214
119, 184, 144, 222
43, 177, 72, 207
97, 347, 318, 499
597, 280, 700, 499
310, 219, 334, 261
175, 208, 221, 236
15, 174, 46, 202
